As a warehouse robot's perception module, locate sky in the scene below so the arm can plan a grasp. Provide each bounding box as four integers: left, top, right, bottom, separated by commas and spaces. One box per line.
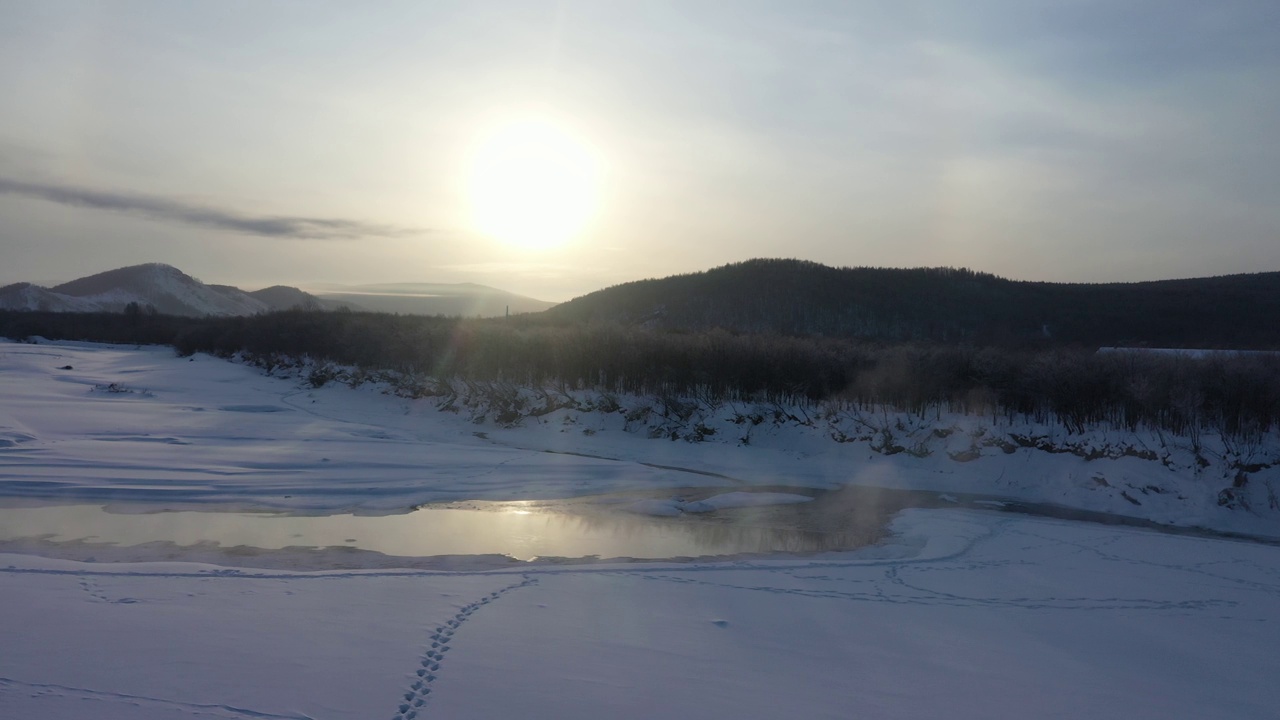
1, 1, 1278, 302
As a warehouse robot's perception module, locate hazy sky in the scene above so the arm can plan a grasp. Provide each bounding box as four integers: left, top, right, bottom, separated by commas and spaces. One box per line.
2, 1, 1277, 301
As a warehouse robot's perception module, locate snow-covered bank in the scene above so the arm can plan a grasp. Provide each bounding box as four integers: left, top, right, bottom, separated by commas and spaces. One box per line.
4, 340, 1280, 719
3, 509, 1278, 719
3, 339, 1278, 537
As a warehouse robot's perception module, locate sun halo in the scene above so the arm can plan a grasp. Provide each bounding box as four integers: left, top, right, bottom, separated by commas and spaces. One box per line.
467, 118, 600, 251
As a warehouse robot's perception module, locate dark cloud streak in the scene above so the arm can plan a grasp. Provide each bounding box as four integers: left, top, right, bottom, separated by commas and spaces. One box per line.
0, 178, 418, 239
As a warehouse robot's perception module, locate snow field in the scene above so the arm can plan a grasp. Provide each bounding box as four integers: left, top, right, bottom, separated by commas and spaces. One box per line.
3, 509, 1279, 719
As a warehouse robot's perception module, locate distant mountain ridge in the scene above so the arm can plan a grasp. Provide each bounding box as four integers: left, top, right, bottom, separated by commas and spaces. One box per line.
46, 264, 269, 316
12, 258, 1280, 346
309, 281, 556, 317
238, 285, 328, 312
0, 263, 554, 318
0, 264, 347, 317
544, 259, 1280, 348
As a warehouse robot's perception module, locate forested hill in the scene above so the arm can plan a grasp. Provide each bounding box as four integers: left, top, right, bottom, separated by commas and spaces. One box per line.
542, 259, 1280, 348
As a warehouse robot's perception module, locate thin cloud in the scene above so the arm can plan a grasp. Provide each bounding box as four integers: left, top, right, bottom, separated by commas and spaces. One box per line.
0, 178, 419, 239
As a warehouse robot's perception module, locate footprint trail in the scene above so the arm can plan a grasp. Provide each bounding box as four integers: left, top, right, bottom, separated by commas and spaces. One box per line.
392, 575, 537, 719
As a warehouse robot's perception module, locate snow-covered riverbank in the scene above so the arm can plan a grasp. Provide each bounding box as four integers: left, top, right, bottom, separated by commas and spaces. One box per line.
3, 339, 1278, 537
4, 340, 1280, 719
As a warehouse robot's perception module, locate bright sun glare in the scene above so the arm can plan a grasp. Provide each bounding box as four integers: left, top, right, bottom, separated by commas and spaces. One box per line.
468, 118, 600, 250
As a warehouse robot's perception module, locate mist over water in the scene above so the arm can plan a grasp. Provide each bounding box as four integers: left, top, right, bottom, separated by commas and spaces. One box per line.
0, 486, 931, 567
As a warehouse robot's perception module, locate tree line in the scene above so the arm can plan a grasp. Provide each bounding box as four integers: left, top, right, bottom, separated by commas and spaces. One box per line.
4, 308, 1279, 440
543, 259, 1280, 348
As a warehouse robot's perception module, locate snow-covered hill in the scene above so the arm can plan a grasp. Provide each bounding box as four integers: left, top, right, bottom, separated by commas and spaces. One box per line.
0, 263, 333, 317
0, 282, 101, 312
49, 263, 268, 316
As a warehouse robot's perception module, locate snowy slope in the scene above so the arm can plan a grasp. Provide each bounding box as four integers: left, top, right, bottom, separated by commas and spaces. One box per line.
0, 340, 673, 511
0, 282, 100, 312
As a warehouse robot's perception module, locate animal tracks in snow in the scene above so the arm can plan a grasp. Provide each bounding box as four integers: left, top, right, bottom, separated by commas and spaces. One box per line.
392, 575, 538, 720
77, 576, 139, 604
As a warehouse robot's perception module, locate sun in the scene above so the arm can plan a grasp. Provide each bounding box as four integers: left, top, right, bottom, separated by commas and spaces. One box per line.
467, 117, 600, 250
